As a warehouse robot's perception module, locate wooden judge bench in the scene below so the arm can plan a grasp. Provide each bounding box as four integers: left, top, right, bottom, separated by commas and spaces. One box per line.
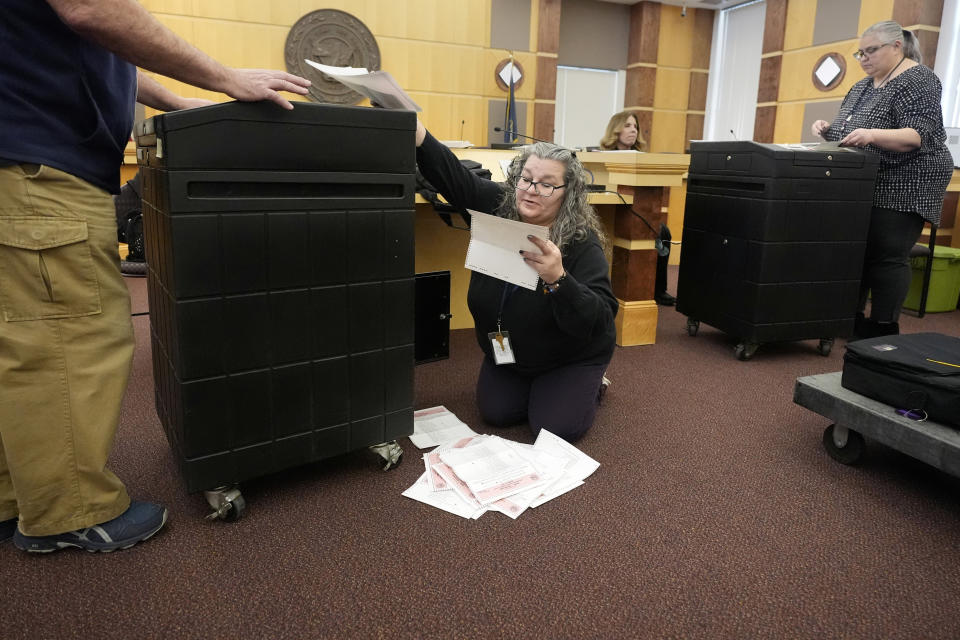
417, 147, 691, 347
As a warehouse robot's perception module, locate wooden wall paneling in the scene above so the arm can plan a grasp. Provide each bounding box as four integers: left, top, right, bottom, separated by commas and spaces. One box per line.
452, 45, 487, 95
688, 71, 708, 111
628, 1, 660, 65
612, 247, 657, 300
757, 55, 782, 104
657, 4, 694, 68
625, 66, 657, 109
653, 68, 691, 111
667, 180, 687, 265
684, 114, 704, 147
635, 110, 654, 150
429, 96, 488, 145
269, 2, 306, 25
650, 111, 686, 152
858, 0, 896, 33
773, 102, 805, 143
615, 189, 663, 239
418, 94, 488, 145
534, 102, 556, 143
535, 56, 557, 100
893, 0, 945, 27
193, 21, 244, 67
468, 0, 493, 46
414, 209, 473, 330
778, 42, 860, 102
142, 0, 203, 17
916, 29, 940, 68
783, 0, 817, 51
537, 0, 562, 53
753, 105, 777, 143
691, 9, 715, 69
424, 93, 455, 139
762, 0, 788, 53
375, 39, 408, 92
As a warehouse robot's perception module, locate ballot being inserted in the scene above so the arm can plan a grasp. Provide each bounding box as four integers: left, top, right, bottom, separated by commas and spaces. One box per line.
464, 210, 550, 290
303, 60, 421, 112
402, 408, 601, 519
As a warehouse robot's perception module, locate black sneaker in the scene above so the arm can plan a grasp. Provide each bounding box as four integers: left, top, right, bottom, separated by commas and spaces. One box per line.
0, 517, 16, 543
598, 376, 611, 403
13, 501, 167, 553
655, 292, 676, 306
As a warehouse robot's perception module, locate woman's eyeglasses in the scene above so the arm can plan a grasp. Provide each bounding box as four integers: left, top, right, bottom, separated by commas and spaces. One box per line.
853, 43, 891, 60
517, 176, 567, 197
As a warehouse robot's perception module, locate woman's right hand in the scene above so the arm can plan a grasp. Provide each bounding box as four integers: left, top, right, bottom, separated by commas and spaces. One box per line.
811, 120, 830, 138
415, 119, 427, 147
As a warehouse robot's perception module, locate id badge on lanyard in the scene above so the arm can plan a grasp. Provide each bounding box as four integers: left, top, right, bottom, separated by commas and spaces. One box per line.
489, 283, 517, 364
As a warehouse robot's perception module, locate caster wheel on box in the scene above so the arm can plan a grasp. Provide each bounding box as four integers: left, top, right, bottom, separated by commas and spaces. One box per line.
818, 338, 834, 357
204, 485, 246, 522
687, 318, 699, 337
369, 440, 404, 471
822, 424, 865, 465
735, 341, 759, 361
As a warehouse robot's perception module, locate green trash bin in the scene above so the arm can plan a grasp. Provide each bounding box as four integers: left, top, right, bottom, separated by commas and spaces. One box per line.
903, 245, 960, 312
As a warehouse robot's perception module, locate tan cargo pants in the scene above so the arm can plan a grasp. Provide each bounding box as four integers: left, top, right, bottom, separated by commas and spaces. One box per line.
0, 164, 132, 536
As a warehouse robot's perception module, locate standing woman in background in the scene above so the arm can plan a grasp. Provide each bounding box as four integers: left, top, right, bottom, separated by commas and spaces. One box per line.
812, 20, 952, 339
600, 110, 647, 151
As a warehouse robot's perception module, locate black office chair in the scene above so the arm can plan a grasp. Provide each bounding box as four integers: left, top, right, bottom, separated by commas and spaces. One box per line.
907, 222, 938, 317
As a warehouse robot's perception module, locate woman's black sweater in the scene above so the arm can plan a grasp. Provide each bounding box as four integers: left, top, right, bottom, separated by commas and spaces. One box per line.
416, 131, 617, 376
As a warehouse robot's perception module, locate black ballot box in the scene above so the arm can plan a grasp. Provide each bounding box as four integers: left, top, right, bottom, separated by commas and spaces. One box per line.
136, 101, 417, 493
676, 141, 879, 360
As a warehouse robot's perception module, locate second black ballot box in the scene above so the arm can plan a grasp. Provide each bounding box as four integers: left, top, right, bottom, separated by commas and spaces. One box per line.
677, 141, 879, 360
137, 101, 417, 496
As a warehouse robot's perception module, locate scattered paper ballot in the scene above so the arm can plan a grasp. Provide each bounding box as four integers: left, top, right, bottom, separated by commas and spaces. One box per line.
303, 60, 421, 112
464, 210, 550, 290
411, 406, 478, 449
402, 412, 600, 519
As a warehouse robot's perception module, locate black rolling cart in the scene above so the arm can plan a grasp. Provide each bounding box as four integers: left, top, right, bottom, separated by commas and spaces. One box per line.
136, 101, 418, 519
676, 141, 879, 360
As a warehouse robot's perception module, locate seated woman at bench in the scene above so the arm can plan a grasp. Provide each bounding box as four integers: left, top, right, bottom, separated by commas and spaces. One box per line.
599, 110, 646, 151
415, 119, 617, 442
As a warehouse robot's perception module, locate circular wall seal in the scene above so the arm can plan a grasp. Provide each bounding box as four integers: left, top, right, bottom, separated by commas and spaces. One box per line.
811, 52, 847, 92
285, 9, 381, 105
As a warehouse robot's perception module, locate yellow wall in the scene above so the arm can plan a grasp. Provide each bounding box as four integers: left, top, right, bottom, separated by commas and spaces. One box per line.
649, 6, 706, 153
140, 0, 534, 144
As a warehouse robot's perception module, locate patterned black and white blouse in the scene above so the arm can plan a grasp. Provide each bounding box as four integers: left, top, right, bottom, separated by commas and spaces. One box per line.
824, 64, 953, 224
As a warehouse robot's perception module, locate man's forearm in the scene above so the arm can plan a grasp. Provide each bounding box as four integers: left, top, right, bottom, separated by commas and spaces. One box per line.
48, 0, 233, 94
136, 71, 185, 111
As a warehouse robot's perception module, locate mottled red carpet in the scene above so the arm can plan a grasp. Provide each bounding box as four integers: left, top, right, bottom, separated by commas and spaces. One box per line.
2, 269, 959, 639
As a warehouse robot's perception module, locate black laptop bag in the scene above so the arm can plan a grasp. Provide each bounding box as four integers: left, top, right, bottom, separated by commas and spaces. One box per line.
842, 333, 960, 427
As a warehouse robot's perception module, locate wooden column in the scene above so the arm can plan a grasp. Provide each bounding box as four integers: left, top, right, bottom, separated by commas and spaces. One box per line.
581, 152, 690, 346
754, 0, 787, 143
534, 0, 561, 142
624, 1, 659, 149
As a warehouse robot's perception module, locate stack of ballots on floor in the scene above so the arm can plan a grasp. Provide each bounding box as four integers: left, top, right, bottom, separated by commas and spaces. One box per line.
402, 406, 600, 519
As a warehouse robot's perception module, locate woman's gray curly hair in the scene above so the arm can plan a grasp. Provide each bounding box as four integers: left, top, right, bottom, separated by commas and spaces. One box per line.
497, 142, 607, 251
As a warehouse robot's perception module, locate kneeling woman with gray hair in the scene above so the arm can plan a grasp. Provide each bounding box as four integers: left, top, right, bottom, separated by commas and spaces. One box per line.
415, 121, 617, 442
